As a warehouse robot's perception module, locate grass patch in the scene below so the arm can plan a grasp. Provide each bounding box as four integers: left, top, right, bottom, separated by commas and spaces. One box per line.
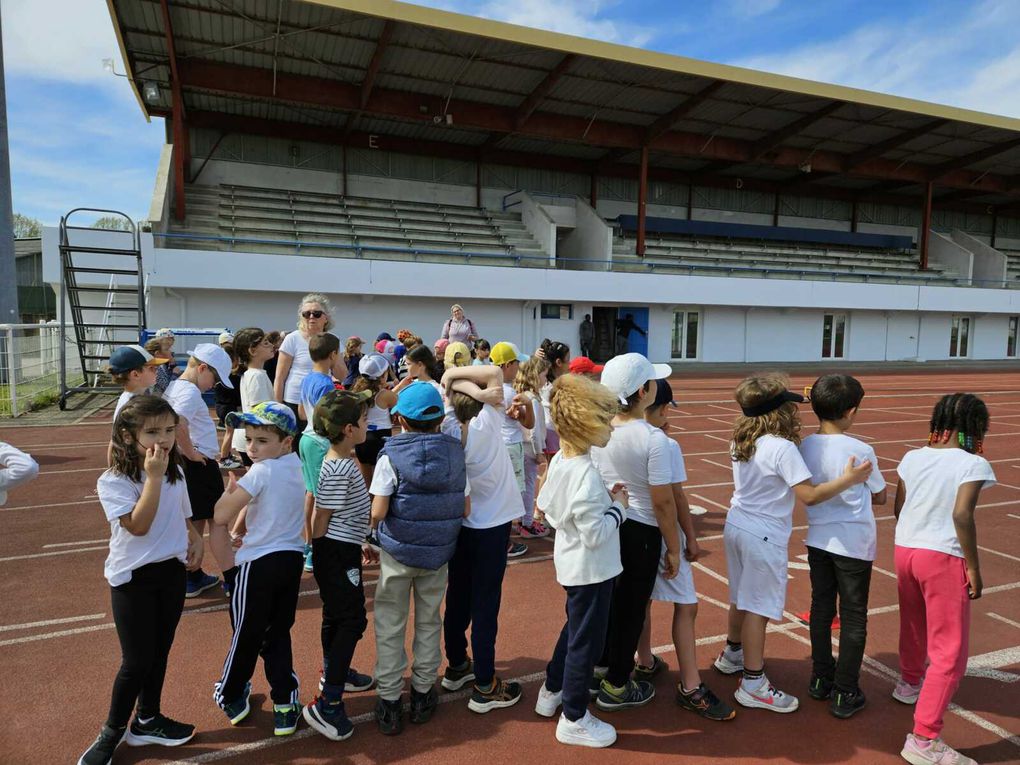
0, 372, 64, 417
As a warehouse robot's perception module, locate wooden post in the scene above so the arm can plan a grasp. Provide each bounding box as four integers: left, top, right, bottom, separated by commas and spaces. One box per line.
919, 181, 933, 270
637, 145, 648, 257
171, 92, 186, 221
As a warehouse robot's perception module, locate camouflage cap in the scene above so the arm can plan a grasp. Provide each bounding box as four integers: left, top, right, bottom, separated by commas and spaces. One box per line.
313, 389, 373, 441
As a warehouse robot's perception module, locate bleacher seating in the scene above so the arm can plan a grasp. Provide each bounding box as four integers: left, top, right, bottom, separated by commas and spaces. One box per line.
162, 184, 551, 268
1003, 249, 1020, 282
611, 224, 957, 285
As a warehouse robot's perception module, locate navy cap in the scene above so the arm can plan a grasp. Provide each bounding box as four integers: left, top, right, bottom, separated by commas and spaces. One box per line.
652, 378, 677, 409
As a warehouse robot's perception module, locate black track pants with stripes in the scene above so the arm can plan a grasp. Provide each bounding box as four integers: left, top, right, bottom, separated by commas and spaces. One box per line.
215, 551, 303, 707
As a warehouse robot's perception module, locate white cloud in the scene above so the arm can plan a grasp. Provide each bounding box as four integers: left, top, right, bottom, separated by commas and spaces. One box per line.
728, 0, 781, 18
730, 0, 1020, 118
2, 0, 124, 84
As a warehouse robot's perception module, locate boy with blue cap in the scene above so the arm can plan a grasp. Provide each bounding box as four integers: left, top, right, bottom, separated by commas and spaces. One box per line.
369, 382, 468, 736
212, 401, 307, 737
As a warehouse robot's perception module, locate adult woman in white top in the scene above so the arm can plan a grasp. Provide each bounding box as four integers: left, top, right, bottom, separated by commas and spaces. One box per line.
273, 294, 346, 436
441, 304, 479, 346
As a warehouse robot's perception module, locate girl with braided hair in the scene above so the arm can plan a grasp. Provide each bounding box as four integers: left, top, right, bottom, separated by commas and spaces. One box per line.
893, 393, 994, 765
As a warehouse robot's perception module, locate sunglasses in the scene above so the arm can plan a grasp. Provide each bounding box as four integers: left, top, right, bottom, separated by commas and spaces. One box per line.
302, 310, 325, 319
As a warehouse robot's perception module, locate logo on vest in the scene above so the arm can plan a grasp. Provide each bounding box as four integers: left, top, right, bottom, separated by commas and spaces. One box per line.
347, 568, 360, 587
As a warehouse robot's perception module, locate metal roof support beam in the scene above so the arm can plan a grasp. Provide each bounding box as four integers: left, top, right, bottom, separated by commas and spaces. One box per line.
643, 80, 725, 144
361, 20, 394, 109
637, 146, 649, 257
160, 0, 188, 220
927, 137, 1020, 180
748, 102, 843, 162
175, 59, 1019, 196
919, 181, 933, 270
842, 119, 947, 172
514, 54, 575, 131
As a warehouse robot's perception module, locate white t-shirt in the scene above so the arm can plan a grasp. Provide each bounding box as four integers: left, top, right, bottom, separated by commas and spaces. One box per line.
371, 454, 470, 498
367, 400, 392, 431
113, 390, 142, 421
666, 437, 688, 484
896, 447, 996, 558
538, 452, 624, 586
461, 403, 520, 529
523, 394, 546, 459
164, 379, 218, 459
234, 452, 306, 565
316, 457, 371, 545
591, 419, 674, 527
500, 383, 524, 445
97, 468, 192, 586
726, 435, 813, 547
0, 442, 39, 506
281, 331, 333, 405
800, 433, 886, 561
540, 382, 557, 435
232, 368, 275, 451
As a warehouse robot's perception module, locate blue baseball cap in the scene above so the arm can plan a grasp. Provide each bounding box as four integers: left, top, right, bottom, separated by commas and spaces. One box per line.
225, 401, 298, 435
392, 381, 444, 421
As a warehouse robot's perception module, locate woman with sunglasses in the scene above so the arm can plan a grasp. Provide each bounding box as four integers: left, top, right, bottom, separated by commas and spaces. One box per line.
274, 293, 347, 447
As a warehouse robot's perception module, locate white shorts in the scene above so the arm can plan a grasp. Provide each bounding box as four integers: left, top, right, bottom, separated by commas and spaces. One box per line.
650, 535, 697, 605
723, 523, 787, 621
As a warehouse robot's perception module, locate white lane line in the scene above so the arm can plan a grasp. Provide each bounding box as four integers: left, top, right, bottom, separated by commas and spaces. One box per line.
1008, 514, 1020, 521
0, 546, 108, 563
0, 613, 105, 633
699, 458, 732, 470
873, 564, 897, 580
690, 493, 729, 511
978, 500, 1020, 509
966, 647, 1020, 683
0, 499, 101, 512
38, 467, 106, 476
43, 539, 108, 549
988, 612, 1020, 630
978, 545, 1020, 563
703, 433, 730, 443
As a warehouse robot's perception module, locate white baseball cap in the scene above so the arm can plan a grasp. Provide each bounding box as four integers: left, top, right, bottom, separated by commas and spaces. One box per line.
189, 343, 234, 388
600, 353, 672, 405
359, 353, 390, 380
218, 331, 235, 345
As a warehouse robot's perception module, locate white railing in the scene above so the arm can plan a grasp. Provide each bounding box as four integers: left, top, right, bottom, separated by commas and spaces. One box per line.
0, 322, 80, 417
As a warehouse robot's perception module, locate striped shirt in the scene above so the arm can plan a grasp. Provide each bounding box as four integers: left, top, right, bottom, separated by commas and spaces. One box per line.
315, 458, 371, 545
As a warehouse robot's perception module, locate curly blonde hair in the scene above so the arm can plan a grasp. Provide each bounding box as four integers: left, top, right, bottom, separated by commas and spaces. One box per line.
550, 374, 619, 453
297, 293, 334, 332
731, 373, 801, 462
513, 356, 547, 396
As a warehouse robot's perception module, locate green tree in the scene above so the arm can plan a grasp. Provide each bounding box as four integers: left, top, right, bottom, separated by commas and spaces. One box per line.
92, 216, 133, 231
13, 212, 42, 238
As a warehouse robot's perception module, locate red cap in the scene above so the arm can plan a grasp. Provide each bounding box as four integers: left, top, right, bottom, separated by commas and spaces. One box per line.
569, 356, 604, 374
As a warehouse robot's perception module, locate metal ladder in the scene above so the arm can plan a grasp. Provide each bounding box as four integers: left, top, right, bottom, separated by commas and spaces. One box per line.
58, 209, 146, 410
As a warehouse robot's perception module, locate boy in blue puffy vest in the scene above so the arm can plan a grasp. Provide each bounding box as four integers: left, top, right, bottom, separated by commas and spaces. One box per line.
369, 382, 468, 736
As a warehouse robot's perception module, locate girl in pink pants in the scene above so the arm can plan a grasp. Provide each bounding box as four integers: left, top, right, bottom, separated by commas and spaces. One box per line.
892, 393, 994, 765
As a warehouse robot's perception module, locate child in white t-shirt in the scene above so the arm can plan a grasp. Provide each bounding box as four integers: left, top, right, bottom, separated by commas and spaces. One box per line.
514, 356, 549, 538
77, 395, 202, 765
798, 374, 886, 719
213, 402, 306, 737
893, 394, 994, 765
106, 344, 169, 465
0, 441, 38, 506
533, 373, 625, 748
717, 374, 872, 715
636, 379, 734, 721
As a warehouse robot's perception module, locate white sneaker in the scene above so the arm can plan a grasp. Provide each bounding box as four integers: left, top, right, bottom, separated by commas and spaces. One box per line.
734, 676, 799, 713
713, 647, 744, 675
555, 711, 617, 748
535, 683, 562, 718
893, 678, 924, 705
900, 734, 977, 765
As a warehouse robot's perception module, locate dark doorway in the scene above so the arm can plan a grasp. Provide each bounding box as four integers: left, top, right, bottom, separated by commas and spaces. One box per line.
591, 307, 616, 362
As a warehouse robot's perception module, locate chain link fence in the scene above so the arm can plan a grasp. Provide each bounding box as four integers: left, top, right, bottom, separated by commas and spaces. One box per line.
0, 323, 81, 417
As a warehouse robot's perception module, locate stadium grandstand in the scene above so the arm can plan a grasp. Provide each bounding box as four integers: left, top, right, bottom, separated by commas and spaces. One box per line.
42, 0, 1020, 369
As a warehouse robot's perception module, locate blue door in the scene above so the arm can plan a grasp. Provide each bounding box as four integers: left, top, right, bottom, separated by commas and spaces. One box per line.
617, 307, 649, 356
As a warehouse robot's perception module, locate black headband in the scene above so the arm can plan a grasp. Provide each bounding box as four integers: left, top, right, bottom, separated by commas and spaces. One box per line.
741, 390, 805, 417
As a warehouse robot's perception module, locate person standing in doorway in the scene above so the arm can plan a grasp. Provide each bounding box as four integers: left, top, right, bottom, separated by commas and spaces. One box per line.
615, 313, 646, 355
579, 315, 594, 359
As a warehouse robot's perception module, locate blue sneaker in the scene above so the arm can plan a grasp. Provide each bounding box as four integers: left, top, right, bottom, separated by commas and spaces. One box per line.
317, 666, 375, 693
220, 682, 252, 726
303, 698, 354, 741
303, 545, 314, 573
186, 572, 221, 599
273, 703, 301, 736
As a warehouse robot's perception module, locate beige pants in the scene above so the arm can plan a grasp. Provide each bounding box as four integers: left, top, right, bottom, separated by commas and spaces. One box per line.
373, 549, 449, 701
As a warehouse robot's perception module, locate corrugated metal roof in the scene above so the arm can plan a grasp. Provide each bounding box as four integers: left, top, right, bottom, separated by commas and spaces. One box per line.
107, 0, 1020, 209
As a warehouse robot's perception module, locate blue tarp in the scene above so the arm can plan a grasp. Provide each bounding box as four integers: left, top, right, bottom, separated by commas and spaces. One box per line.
616, 215, 914, 251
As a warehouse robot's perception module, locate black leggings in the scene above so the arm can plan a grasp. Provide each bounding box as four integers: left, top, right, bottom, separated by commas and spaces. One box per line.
107, 558, 186, 728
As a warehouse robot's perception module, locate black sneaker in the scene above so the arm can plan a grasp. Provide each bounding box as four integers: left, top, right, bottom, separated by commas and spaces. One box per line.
303, 698, 354, 741
809, 673, 834, 701
633, 655, 668, 682
124, 714, 195, 746
77, 725, 125, 765
676, 683, 736, 721
441, 659, 475, 691
467, 678, 523, 713
595, 678, 655, 711
375, 696, 404, 736
830, 688, 867, 719
589, 666, 608, 699
410, 686, 439, 724
273, 703, 301, 736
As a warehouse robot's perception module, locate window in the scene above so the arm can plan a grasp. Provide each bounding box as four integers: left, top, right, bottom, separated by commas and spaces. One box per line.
1008, 316, 1018, 357
821, 313, 847, 359
671, 310, 700, 359
541, 303, 573, 320
949, 316, 971, 358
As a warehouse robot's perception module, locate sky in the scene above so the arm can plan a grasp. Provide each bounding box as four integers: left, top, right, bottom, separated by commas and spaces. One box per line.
4, 0, 1020, 226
